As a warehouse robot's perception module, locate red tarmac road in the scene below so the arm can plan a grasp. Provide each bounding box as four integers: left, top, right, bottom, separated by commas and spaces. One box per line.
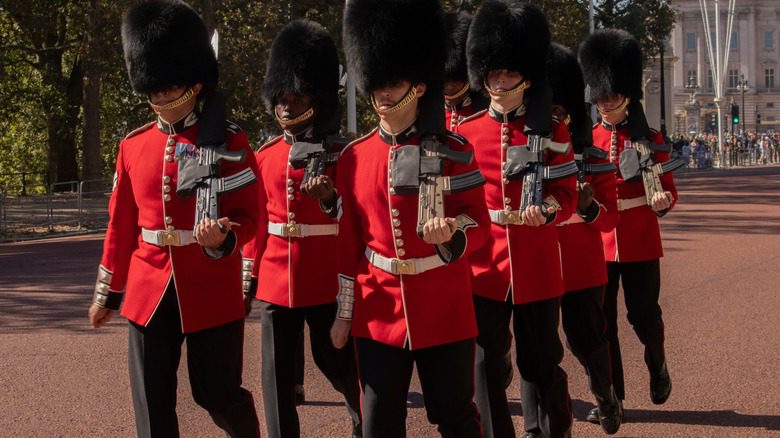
1, 166, 779, 437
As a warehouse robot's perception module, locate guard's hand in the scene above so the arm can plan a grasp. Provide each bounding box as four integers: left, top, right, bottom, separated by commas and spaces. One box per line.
650, 191, 673, 212
577, 182, 595, 212
88, 304, 113, 328
422, 217, 457, 244
243, 294, 254, 316
330, 318, 352, 349
301, 175, 336, 203
195, 217, 231, 249
521, 205, 555, 227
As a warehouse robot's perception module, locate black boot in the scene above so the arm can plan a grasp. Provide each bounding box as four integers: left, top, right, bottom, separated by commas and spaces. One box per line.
580, 344, 622, 434
635, 321, 671, 405
650, 362, 672, 404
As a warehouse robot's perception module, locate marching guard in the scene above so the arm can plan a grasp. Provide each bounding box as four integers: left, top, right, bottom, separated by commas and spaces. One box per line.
241, 19, 362, 438
333, 0, 490, 436
458, 2, 577, 437
580, 29, 679, 416
87, 1, 261, 436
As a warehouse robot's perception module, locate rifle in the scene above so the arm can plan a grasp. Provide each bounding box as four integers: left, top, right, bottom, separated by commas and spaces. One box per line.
414, 138, 475, 237
288, 135, 349, 187
574, 146, 615, 183
504, 135, 577, 214
620, 140, 685, 207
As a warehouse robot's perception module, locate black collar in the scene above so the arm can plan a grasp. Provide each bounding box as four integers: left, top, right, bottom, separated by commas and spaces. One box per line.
379, 123, 418, 145
445, 95, 472, 112
157, 111, 198, 135
601, 118, 629, 131
488, 104, 526, 123
283, 126, 315, 145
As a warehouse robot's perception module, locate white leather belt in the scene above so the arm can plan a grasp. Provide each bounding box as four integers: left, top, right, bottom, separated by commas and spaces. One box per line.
558, 214, 585, 226
268, 222, 338, 238
617, 196, 647, 211
488, 209, 524, 225
364, 247, 445, 276
141, 228, 197, 246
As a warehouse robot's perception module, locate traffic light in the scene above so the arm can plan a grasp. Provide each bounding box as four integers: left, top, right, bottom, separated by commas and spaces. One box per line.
731, 104, 740, 125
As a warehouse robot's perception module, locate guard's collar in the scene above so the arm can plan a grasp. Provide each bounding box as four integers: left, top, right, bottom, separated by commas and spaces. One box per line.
601, 118, 629, 131
446, 95, 473, 112
488, 104, 526, 123
283, 125, 315, 145
157, 110, 199, 135
379, 122, 418, 145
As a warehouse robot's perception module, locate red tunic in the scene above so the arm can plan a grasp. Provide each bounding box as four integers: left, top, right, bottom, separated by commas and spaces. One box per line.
592, 122, 678, 262
336, 123, 490, 350
99, 116, 260, 333
445, 95, 483, 133
242, 132, 339, 308
557, 157, 618, 293
458, 107, 577, 304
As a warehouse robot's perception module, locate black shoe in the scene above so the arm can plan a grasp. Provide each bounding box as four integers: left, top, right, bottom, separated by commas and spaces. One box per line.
598, 399, 623, 435
650, 362, 672, 405
294, 384, 306, 406
586, 407, 600, 424
522, 430, 546, 438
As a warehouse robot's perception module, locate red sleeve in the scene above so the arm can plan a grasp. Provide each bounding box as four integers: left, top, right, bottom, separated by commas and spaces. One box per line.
242, 150, 268, 278
543, 121, 577, 226
334, 146, 363, 320
653, 131, 678, 212
586, 162, 618, 233
217, 130, 260, 253
100, 139, 140, 293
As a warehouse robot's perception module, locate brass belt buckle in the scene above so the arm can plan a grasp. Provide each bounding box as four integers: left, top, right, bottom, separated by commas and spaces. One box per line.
285, 223, 302, 238
504, 210, 521, 225
161, 230, 180, 246
392, 259, 416, 275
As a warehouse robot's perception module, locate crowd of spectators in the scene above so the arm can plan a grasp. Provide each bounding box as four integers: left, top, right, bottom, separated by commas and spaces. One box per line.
670, 131, 780, 168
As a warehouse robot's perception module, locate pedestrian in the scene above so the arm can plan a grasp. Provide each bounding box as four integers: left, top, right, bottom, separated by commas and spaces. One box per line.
241, 19, 362, 438
580, 29, 678, 419
87, 1, 261, 436
332, 0, 490, 435
458, 2, 577, 437
521, 42, 622, 436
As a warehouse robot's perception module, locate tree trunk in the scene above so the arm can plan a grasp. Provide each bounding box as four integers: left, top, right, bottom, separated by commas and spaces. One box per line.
82, 61, 102, 192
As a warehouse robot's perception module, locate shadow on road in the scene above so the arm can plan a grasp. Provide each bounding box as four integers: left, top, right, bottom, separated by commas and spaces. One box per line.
625, 408, 780, 430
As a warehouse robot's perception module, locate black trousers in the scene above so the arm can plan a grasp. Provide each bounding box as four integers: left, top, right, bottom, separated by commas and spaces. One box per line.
259, 301, 361, 438
473, 294, 571, 438
604, 259, 666, 400
355, 337, 481, 438
522, 286, 614, 431
128, 284, 260, 438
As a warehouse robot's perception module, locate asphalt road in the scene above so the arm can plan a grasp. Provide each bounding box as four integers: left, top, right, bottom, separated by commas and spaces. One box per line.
1, 165, 779, 437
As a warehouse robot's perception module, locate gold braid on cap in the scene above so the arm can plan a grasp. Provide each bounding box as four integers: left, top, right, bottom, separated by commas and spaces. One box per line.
372, 85, 418, 115
276, 106, 315, 130
148, 87, 197, 114
485, 80, 529, 98
597, 97, 630, 118
445, 82, 470, 103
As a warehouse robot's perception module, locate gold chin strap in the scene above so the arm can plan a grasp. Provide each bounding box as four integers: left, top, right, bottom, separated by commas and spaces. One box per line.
445, 83, 470, 103
373, 85, 418, 115
485, 80, 529, 98
276, 107, 315, 130
148, 87, 196, 114
598, 97, 630, 118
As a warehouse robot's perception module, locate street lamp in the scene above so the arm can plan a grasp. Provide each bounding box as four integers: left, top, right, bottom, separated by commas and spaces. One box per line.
736, 73, 748, 136
685, 75, 700, 104
684, 75, 700, 135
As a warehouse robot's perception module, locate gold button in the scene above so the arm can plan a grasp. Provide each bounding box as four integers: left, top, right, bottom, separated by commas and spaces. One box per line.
167, 138, 175, 146
287, 194, 294, 201
164, 194, 171, 202
502, 126, 510, 134
503, 178, 509, 184
287, 178, 294, 186
501, 135, 509, 142
391, 209, 400, 217
289, 220, 296, 225
389, 188, 396, 195
397, 248, 406, 257
287, 186, 294, 194
163, 185, 171, 193
163, 175, 171, 183
165, 155, 173, 162
165, 146, 174, 153
165, 216, 172, 224
394, 229, 402, 237
288, 212, 295, 219
501, 143, 508, 149
393, 219, 401, 227
505, 197, 511, 204
388, 177, 393, 183
395, 238, 404, 247
167, 225, 174, 231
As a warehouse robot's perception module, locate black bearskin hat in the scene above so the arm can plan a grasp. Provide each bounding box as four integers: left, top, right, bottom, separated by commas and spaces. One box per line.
467, 0, 550, 91
343, 0, 447, 96
444, 11, 471, 83
548, 43, 591, 149
579, 28, 644, 103
121, 0, 217, 95
262, 19, 340, 134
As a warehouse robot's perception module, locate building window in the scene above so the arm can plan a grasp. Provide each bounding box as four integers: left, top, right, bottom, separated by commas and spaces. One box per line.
707, 69, 714, 89
687, 32, 696, 51
768, 103, 775, 109
730, 31, 738, 50
728, 69, 739, 88
766, 69, 776, 89
686, 69, 697, 85
766, 31, 775, 49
